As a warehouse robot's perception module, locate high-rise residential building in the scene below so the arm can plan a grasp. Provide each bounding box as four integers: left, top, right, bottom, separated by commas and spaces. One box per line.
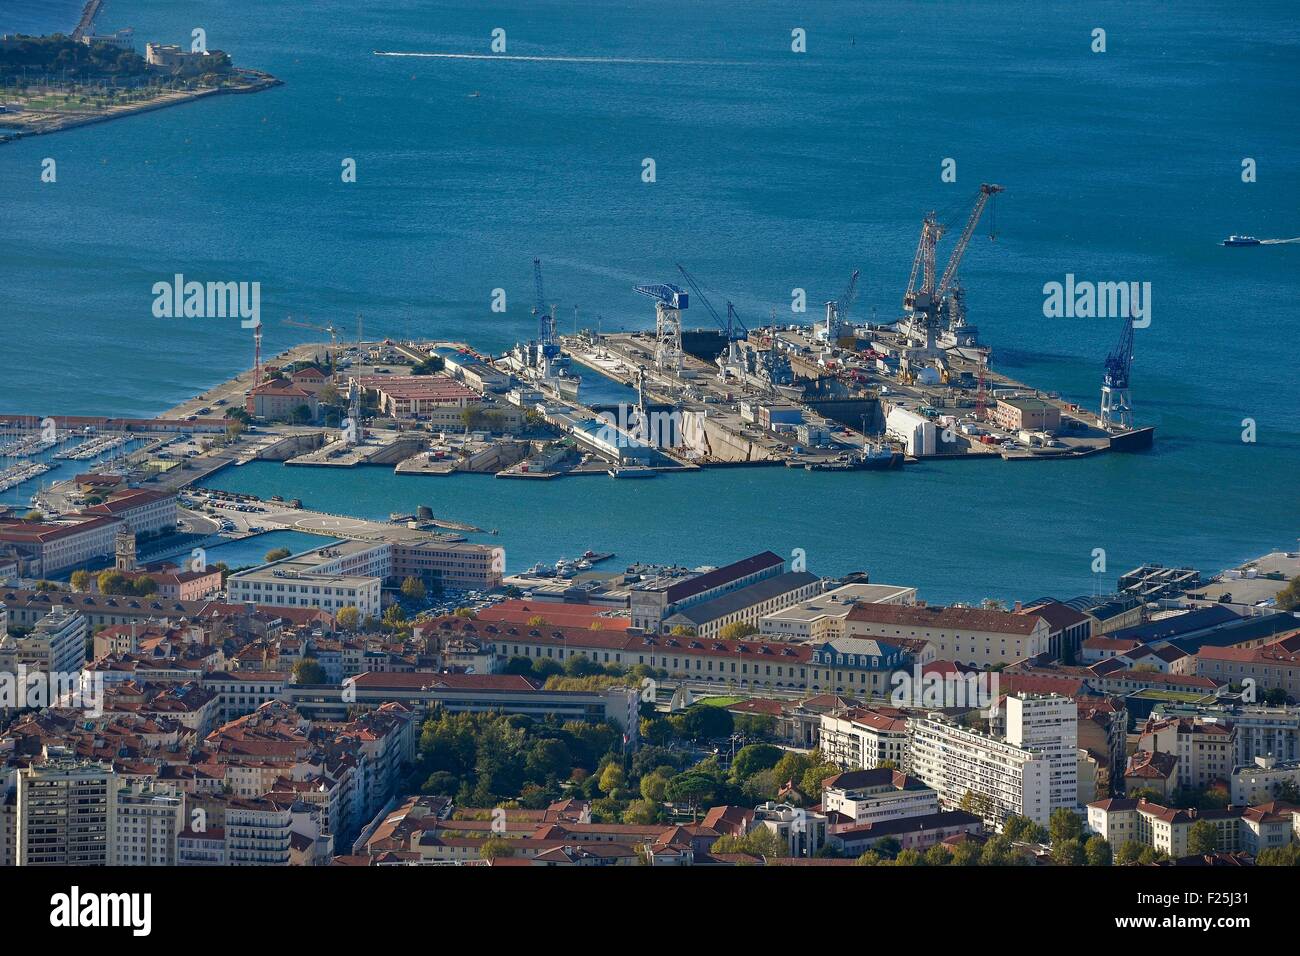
225, 797, 293, 865
113, 781, 184, 866
907, 693, 1079, 827
1005, 694, 1079, 812
15, 756, 114, 866
0, 606, 88, 677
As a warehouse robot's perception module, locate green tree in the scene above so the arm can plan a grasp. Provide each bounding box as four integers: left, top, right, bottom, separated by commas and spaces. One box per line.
524, 739, 572, 781
622, 799, 660, 825
1187, 820, 1218, 856
925, 844, 954, 866
336, 606, 360, 631
673, 704, 733, 741
265, 547, 291, 562
894, 848, 925, 866
1085, 835, 1112, 866
97, 569, 127, 594
1115, 840, 1145, 865
729, 743, 782, 782
958, 789, 993, 822
873, 837, 901, 860
292, 657, 327, 684
479, 837, 515, 860
712, 826, 785, 859
70, 569, 92, 591
1051, 838, 1085, 866
950, 842, 982, 866
1275, 575, 1300, 611
1002, 815, 1047, 844
1048, 808, 1083, 845
400, 576, 426, 601
664, 772, 717, 815
640, 772, 670, 803
597, 763, 626, 795
718, 622, 759, 640
799, 761, 841, 799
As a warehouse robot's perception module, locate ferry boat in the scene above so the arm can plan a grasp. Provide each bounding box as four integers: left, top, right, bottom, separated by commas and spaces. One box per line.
1222, 235, 1261, 246
608, 464, 657, 478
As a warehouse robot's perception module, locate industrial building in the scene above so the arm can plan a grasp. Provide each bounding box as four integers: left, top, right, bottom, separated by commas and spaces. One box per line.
992, 396, 1061, 433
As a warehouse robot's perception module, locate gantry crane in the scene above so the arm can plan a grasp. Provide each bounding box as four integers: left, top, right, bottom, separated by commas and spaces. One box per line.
634, 282, 689, 371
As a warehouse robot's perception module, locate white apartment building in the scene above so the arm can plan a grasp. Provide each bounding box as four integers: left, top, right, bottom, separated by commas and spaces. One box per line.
1087, 798, 1294, 859
228, 536, 502, 618
820, 768, 940, 826
819, 708, 910, 770
1230, 755, 1300, 806
752, 802, 826, 857
1155, 702, 1300, 767
228, 568, 383, 619
845, 603, 1051, 668
226, 797, 293, 865
661, 571, 822, 641
908, 694, 1079, 827
1137, 715, 1237, 791
760, 582, 917, 641
0, 606, 88, 676
1006, 694, 1078, 813
113, 781, 184, 865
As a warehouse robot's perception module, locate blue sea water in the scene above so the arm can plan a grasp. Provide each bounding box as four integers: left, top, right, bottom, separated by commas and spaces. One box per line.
2, 1, 1297, 602
186, 529, 340, 570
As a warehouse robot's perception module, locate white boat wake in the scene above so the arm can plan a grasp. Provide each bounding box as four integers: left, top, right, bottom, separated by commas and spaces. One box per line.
374, 50, 740, 66
1260, 237, 1300, 244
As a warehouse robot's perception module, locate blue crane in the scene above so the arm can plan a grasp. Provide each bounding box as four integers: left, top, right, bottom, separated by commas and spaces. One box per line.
675, 264, 747, 342
533, 258, 558, 359
633, 283, 689, 310
1100, 310, 1136, 431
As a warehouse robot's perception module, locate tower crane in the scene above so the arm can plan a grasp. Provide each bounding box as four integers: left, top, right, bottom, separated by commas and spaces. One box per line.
902, 215, 940, 315
283, 317, 342, 367
675, 264, 748, 373
824, 268, 860, 344
532, 258, 559, 361
283, 317, 341, 349
902, 184, 1004, 354
1100, 310, 1136, 432
633, 282, 689, 372
936, 183, 1004, 321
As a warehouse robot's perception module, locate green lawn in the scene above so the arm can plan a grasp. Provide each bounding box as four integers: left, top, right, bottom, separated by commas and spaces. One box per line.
693, 695, 744, 708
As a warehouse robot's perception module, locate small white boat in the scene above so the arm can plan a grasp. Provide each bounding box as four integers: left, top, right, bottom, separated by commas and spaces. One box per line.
608, 464, 657, 478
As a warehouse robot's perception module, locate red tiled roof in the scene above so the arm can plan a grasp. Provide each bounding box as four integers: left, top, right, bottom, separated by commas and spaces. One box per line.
847, 602, 1044, 635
